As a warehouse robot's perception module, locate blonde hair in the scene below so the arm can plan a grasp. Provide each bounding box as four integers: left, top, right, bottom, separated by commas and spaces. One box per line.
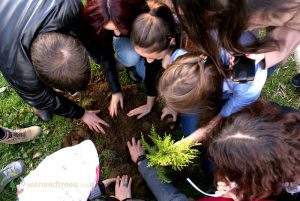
158, 53, 222, 125
147, 0, 174, 11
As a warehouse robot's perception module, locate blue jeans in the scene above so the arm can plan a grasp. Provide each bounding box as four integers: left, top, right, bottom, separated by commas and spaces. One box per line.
180, 114, 199, 137
113, 36, 146, 79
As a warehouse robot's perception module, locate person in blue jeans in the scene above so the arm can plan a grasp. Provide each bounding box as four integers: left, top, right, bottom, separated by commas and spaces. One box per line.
123, 3, 181, 121
81, 0, 148, 119
158, 29, 272, 140
129, 1, 271, 138
127, 2, 199, 136
113, 37, 146, 80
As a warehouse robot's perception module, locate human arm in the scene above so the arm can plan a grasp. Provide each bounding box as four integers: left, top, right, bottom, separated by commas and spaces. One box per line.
182, 114, 222, 143
6, 75, 85, 119
246, 28, 300, 68
127, 96, 155, 119
10, 77, 110, 133
126, 59, 163, 119
127, 138, 189, 201
263, 27, 300, 68
247, 0, 300, 68
220, 64, 268, 117
101, 32, 122, 93
0, 0, 86, 118
79, 30, 124, 117
8, 75, 109, 133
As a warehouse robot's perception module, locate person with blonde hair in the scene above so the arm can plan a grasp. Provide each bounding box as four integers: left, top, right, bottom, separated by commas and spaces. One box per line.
159, 33, 268, 140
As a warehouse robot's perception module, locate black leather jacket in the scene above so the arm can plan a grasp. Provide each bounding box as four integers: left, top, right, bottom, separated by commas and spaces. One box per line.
0, 0, 85, 119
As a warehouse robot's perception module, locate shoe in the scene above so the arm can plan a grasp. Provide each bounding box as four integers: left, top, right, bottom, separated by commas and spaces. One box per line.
292, 73, 300, 88
32, 107, 51, 121
1, 126, 42, 144
127, 67, 142, 83
0, 160, 26, 192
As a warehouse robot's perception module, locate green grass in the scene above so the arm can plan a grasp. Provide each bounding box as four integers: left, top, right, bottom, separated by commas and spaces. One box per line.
262, 54, 300, 108
0, 73, 74, 201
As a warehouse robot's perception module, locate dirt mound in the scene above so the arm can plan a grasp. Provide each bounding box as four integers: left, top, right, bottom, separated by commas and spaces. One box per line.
63, 76, 175, 199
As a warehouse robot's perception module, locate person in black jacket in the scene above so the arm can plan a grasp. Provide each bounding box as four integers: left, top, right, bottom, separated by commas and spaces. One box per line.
0, 0, 109, 133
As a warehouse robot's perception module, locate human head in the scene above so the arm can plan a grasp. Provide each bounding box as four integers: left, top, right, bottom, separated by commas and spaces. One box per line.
147, 0, 175, 12
131, 2, 178, 63
172, 0, 248, 52
83, 0, 149, 36
158, 53, 222, 125
209, 111, 300, 200
31, 32, 90, 93
171, 0, 263, 80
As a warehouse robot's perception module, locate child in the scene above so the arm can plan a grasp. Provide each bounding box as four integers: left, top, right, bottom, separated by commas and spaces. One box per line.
208, 100, 300, 201
130, 2, 268, 139
127, 100, 300, 201
158, 33, 269, 139
17, 140, 134, 201
128, 3, 193, 130
82, 0, 148, 118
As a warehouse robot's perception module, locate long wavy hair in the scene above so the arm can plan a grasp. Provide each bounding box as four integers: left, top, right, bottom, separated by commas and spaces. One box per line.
171, 0, 278, 76
208, 100, 300, 200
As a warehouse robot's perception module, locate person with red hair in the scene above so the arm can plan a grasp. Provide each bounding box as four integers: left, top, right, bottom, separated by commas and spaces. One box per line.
127, 100, 300, 201
81, 0, 149, 118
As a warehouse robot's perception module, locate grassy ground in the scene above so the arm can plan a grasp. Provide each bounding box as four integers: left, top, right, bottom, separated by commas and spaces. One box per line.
262, 55, 300, 108
0, 55, 299, 200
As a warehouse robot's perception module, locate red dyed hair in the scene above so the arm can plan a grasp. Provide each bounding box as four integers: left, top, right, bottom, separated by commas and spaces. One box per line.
82, 0, 149, 36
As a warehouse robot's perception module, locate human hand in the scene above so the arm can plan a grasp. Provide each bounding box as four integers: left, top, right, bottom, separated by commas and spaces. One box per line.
127, 96, 155, 119
215, 181, 239, 201
102, 178, 116, 188
115, 175, 132, 201
245, 53, 264, 63
127, 137, 145, 164
81, 110, 110, 133
229, 55, 235, 68
161, 106, 177, 122
127, 104, 152, 119
109, 92, 124, 118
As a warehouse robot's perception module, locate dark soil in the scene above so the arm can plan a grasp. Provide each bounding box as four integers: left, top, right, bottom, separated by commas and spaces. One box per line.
63, 74, 177, 199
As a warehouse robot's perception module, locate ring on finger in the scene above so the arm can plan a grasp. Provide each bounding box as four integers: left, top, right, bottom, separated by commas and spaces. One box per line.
123, 182, 128, 187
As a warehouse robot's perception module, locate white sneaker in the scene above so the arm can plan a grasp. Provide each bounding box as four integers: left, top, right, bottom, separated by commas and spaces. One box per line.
0, 160, 26, 192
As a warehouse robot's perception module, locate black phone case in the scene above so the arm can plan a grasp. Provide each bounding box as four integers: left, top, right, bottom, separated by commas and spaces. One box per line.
232, 56, 255, 83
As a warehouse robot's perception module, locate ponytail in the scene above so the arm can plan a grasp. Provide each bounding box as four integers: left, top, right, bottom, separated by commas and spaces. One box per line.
158, 53, 223, 125
131, 2, 179, 52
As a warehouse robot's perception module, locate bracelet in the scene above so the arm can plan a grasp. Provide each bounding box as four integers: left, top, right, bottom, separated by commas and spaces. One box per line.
136, 155, 146, 164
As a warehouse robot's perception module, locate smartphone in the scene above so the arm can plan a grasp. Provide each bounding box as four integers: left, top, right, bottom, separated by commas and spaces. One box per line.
232, 56, 255, 83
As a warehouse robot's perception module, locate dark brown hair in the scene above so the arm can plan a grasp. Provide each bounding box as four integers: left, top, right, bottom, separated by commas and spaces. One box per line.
171, 0, 277, 75
131, 2, 179, 53
31, 32, 90, 93
82, 0, 149, 36
208, 100, 300, 200
158, 53, 222, 126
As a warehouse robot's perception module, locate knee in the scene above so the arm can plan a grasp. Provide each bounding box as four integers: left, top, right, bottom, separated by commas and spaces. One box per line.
117, 52, 141, 67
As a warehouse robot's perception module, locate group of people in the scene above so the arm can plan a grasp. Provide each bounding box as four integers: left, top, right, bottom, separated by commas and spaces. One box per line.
0, 0, 299, 200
